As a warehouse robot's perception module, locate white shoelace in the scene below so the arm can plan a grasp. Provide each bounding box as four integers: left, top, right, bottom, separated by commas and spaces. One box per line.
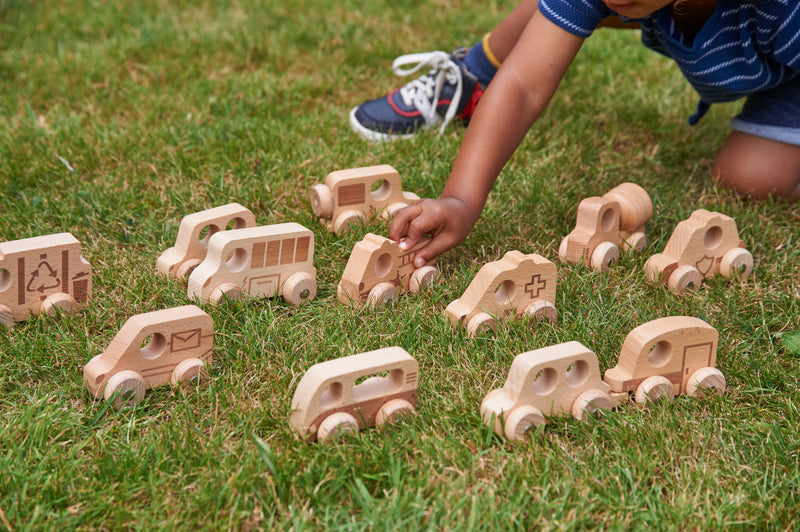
392, 51, 463, 134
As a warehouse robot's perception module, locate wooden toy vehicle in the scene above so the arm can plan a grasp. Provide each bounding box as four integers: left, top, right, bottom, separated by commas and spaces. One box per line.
559, 182, 652, 271
84, 305, 214, 409
445, 251, 557, 337
290, 346, 419, 442
337, 233, 438, 309
644, 209, 753, 293
157, 203, 256, 279
0, 233, 92, 327
310, 165, 421, 234
187, 223, 317, 306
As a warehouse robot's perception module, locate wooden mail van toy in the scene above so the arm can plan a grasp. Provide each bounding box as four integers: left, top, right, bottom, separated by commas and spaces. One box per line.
559, 183, 652, 271
310, 165, 421, 234
187, 223, 317, 306
337, 233, 438, 309
290, 346, 419, 442
645, 209, 753, 293
0, 233, 92, 327
157, 203, 256, 279
445, 251, 557, 337
84, 305, 214, 409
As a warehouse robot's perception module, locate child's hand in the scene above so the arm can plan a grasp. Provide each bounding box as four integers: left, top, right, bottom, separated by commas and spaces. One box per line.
388, 197, 479, 267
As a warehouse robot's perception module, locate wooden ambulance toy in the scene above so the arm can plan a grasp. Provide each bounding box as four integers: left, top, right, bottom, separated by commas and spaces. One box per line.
559, 182, 652, 271
310, 164, 421, 234
481, 316, 724, 440
157, 203, 256, 279
645, 209, 753, 293
84, 305, 214, 409
0, 233, 92, 327
337, 233, 438, 309
445, 251, 557, 337
290, 346, 419, 442
187, 223, 317, 306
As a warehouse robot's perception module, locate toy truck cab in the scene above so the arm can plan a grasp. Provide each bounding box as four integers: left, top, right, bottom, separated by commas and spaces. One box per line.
0, 233, 92, 327
187, 223, 317, 306
310, 165, 420, 234
84, 305, 214, 409
445, 251, 557, 337
290, 346, 419, 442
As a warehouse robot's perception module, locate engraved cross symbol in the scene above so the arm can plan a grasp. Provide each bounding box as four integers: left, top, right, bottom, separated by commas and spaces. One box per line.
524, 274, 547, 299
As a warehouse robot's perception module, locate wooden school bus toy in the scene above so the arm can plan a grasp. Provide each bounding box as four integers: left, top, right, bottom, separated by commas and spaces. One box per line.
481, 316, 724, 440
644, 209, 753, 293
290, 346, 418, 442
310, 164, 421, 234
157, 203, 256, 279
0, 233, 92, 327
187, 223, 317, 306
84, 305, 214, 409
445, 251, 557, 337
559, 182, 652, 271
337, 233, 438, 309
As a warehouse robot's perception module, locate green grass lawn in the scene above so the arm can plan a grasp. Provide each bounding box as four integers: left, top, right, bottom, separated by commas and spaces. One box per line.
2, 0, 799, 529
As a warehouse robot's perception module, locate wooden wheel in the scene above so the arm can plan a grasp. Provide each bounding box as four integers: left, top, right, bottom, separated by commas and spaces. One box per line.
572, 389, 612, 422
376, 399, 416, 426
367, 282, 398, 310
175, 258, 202, 280
0, 305, 14, 329
686, 367, 726, 397
209, 282, 242, 304
41, 293, 78, 317
104, 370, 146, 409
524, 300, 557, 324
719, 248, 753, 280
317, 412, 358, 442
333, 209, 365, 234
309, 184, 333, 218
503, 406, 545, 441
282, 272, 317, 306
634, 375, 675, 405
590, 242, 619, 271
557, 236, 570, 263
171, 358, 209, 391
668, 265, 703, 293
383, 202, 410, 219
466, 312, 495, 337
621, 231, 647, 252
409, 265, 439, 294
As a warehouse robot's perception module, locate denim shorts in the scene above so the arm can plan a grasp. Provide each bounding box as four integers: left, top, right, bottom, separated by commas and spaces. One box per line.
730, 74, 800, 146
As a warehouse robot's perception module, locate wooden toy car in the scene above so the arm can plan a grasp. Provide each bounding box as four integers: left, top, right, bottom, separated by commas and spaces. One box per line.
187, 223, 317, 306
84, 305, 214, 409
337, 233, 438, 309
445, 251, 557, 337
559, 182, 652, 271
157, 203, 256, 279
290, 346, 419, 442
644, 209, 753, 293
310, 165, 421, 234
0, 233, 92, 327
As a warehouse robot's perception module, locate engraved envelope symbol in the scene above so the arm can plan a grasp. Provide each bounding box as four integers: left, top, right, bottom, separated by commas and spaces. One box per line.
170, 328, 202, 353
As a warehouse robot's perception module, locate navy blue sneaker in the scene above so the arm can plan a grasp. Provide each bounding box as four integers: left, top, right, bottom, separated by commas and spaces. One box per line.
350, 48, 483, 142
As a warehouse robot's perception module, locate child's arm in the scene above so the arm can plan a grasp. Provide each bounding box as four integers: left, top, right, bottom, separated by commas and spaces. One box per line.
389, 10, 585, 266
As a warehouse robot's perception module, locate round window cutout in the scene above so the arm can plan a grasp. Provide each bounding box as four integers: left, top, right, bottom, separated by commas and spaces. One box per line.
370, 179, 392, 202
565, 359, 590, 388
374, 253, 392, 279
199, 224, 221, 246
227, 217, 248, 231
320, 381, 344, 409
704, 225, 723, 250
0, 268, 10, 292
600, 206, 618, 232
494, 280, 516, 306
647, 340, 672, 368
533, 367, 558, 396
141, 332, 167, 360
226, 247, 248, 273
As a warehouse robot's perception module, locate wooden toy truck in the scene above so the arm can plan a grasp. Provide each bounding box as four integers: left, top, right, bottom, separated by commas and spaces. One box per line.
290, 346, 419, 442
481, 316, 725, 440
445, 251, 557, 337
0, 233, 92, 327
310, 165, 421, 234
187, 223, 317, 306
645, 209, 753, 293
157, 203, 256, 279
559, 182, 652, 271
337, 233, 438, 309
84, 305, 214, 409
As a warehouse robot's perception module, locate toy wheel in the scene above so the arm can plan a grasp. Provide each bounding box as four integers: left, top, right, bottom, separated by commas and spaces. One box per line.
376, 399, 416, 426
309, 184, 333, 218
634, 375, 675, 405
524, 300, 557, 324
171, 358, 209, 391
0, 305, 14, 329
644, 253, 665, 283
209, 282, 242, 304
409, 265, 439, 294
367, 282, 398, 310
317, 412, 359, 442
41, 293, 79, 317
333, 209, 366, 235
503, 405, 545, 441
590, 242, 619, 271
557, 236, 570, 263
466, 312, 495, 337
282, 272, 317, 306
572, 389, 612, 422
668, 265, 703, 293
104, 370, 146, 409
621, 231, 647, 252
687, 367, 726, 398
175, 258, 202, 280
383, 202, 410, 219
720, 248, 753, 280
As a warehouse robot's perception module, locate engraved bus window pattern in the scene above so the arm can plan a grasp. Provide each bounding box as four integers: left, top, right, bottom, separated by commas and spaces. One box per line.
249, 236, 311, 270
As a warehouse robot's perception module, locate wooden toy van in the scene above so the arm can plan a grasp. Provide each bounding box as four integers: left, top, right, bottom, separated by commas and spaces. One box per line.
290, 346, 419, 442
0, 233, 92, 327
187, 223, 317, 306
310, 165, 421, 234
84, 305, 214, 409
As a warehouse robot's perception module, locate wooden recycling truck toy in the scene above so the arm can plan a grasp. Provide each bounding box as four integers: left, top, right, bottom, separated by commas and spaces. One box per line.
0, 233, 92, 328
290, 346, 419, 442
445, 251, 557, 337
310, 164, 421, 234
84, 305, 214, 409
481, 316, 725, 440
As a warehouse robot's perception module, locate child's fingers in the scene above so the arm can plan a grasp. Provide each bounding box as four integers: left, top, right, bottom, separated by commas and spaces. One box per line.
412, 233, 459, 267
388, 204, 423, 245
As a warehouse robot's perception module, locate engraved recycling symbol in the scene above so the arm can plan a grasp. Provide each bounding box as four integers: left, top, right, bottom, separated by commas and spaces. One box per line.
26, 261, 61, 293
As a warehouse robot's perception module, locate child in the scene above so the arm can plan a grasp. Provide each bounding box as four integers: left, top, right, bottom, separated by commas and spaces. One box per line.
349, 0, 800, 267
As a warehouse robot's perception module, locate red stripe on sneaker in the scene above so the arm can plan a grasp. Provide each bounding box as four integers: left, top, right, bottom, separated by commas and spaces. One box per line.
459, 85, 484, 120
388, 89, 421, 117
